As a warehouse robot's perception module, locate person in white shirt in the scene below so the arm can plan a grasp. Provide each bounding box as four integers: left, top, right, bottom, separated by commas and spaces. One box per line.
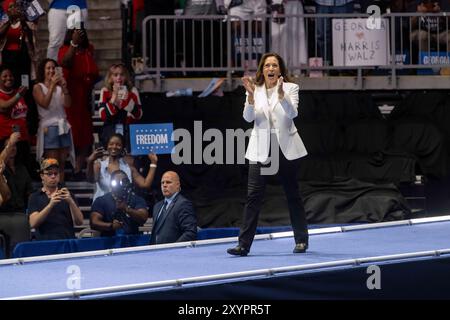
227, 52, 309, 256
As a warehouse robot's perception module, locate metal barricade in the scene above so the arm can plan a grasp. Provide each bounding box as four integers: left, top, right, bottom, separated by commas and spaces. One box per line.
140, 12, 450, 91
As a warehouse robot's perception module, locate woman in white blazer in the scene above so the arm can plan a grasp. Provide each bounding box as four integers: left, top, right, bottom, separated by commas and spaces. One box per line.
227, 52, 309, 256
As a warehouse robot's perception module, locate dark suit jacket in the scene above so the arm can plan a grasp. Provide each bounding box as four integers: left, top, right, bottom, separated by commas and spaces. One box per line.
149, 193, 197, 245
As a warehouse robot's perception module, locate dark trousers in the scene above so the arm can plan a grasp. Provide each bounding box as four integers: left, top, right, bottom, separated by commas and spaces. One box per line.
0, 212, 30, 258
238, 149, 308, 250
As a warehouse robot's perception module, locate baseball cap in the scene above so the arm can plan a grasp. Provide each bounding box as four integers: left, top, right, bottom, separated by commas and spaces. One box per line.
40, 158, 59, 172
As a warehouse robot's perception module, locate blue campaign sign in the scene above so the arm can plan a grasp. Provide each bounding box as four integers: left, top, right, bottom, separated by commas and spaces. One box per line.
418, 51, 450, 75
129, 123, 174, 155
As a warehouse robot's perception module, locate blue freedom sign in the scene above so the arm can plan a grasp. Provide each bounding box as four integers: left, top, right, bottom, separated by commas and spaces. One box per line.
129, 123, 174, 155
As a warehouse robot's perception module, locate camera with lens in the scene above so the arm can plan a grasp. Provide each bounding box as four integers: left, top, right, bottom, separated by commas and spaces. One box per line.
111, 176, 132, 202
111, 174, 133, 221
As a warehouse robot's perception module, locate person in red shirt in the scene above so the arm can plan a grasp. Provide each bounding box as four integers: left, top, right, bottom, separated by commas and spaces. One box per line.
0, 0, 37, 82
58, 26, 99, 180
0, 65, 31, 173
98, 63, 142, 150
132, 0, 144, 32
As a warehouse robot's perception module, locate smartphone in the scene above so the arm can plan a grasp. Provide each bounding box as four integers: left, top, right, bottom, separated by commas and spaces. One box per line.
55, 67, 63, 78
21, 75, 29, 88
94, 142, 108, 156
12, 124, 21, 133
115, 124, 124, 135
117, 86, 128, 100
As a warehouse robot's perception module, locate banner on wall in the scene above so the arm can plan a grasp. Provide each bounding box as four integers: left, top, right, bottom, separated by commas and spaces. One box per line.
417, 51, 450, 75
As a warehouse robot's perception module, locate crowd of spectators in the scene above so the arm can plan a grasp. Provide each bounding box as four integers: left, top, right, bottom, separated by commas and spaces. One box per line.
0, 0, 198, 258
1, 0, 449, 257
128, 0, 450, 74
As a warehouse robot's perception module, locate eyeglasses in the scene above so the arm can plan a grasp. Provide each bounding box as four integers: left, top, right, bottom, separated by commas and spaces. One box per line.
43, 171, 59, 177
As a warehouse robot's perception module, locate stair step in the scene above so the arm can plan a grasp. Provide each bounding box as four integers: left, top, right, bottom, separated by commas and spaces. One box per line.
84, 19, 123, 30
75, 194, 94, 199
95, 49, 122, 60
38, 19, 122, 30
88, 0, 122, 10
97, 59, 123, 70
91, 39, 123, 50
87, 10, 122, 20
36, 30, 122, 42
86, 29, 123, 40
35, 0, 123, 78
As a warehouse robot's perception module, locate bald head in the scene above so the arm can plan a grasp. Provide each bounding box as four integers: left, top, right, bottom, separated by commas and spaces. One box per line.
161, 171, 181, 198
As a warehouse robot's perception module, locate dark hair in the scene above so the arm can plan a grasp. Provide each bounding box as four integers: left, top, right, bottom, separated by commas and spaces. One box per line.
0, 66, 14, 88
108, 133, 125, 146
36, 59, 58, 83
107, 133, 126, 157
0, 65, 12, 75
254, 52, 292, 86
63, 28, 90, 49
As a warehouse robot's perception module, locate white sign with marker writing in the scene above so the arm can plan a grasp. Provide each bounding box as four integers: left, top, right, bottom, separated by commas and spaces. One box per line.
332, 18, 390, 66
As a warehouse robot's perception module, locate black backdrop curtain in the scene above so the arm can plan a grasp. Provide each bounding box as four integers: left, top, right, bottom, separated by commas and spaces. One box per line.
133, 90, 450, 226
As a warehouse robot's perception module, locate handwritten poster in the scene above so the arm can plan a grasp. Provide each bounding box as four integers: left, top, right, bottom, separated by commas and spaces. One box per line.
332, 18, 390, 66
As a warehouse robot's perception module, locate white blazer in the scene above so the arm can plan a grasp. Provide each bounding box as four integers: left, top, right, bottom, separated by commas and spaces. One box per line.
243, 81, 308, 163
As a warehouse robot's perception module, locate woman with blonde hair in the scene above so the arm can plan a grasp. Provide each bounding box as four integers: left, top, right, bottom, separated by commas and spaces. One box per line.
98, 63, 142, 150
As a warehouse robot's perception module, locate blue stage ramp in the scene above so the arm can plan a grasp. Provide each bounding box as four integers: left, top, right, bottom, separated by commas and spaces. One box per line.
1, 216, 450, 300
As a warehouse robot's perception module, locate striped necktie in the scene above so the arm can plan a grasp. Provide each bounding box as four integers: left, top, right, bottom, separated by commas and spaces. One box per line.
156, 200, 168, 223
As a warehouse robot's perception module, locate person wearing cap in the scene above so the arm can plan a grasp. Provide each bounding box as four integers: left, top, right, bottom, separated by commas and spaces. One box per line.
27, 158, 84, 240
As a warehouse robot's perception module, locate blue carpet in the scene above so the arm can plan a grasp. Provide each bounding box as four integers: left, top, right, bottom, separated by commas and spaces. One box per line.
1, 221, 450, 299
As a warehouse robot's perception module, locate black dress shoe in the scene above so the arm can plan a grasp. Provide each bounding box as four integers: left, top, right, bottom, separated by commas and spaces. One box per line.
293, 243, 308, 253
227, 245, 249, 256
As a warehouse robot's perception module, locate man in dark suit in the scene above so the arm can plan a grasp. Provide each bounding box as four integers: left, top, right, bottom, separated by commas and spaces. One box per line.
150, 171, 197, 245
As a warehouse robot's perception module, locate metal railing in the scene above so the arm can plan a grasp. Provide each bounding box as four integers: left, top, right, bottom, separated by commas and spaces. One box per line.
140, 12, 450, 90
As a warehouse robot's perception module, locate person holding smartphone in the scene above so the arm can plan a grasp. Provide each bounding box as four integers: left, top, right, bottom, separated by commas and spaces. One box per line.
98, 63, 143, 150
86, 133, 158, 202
27, 158, 84, 240
32, 58, 74, 182
58, 26, 99, 181
0, 0, 37, 84
0, 65, 32, 173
